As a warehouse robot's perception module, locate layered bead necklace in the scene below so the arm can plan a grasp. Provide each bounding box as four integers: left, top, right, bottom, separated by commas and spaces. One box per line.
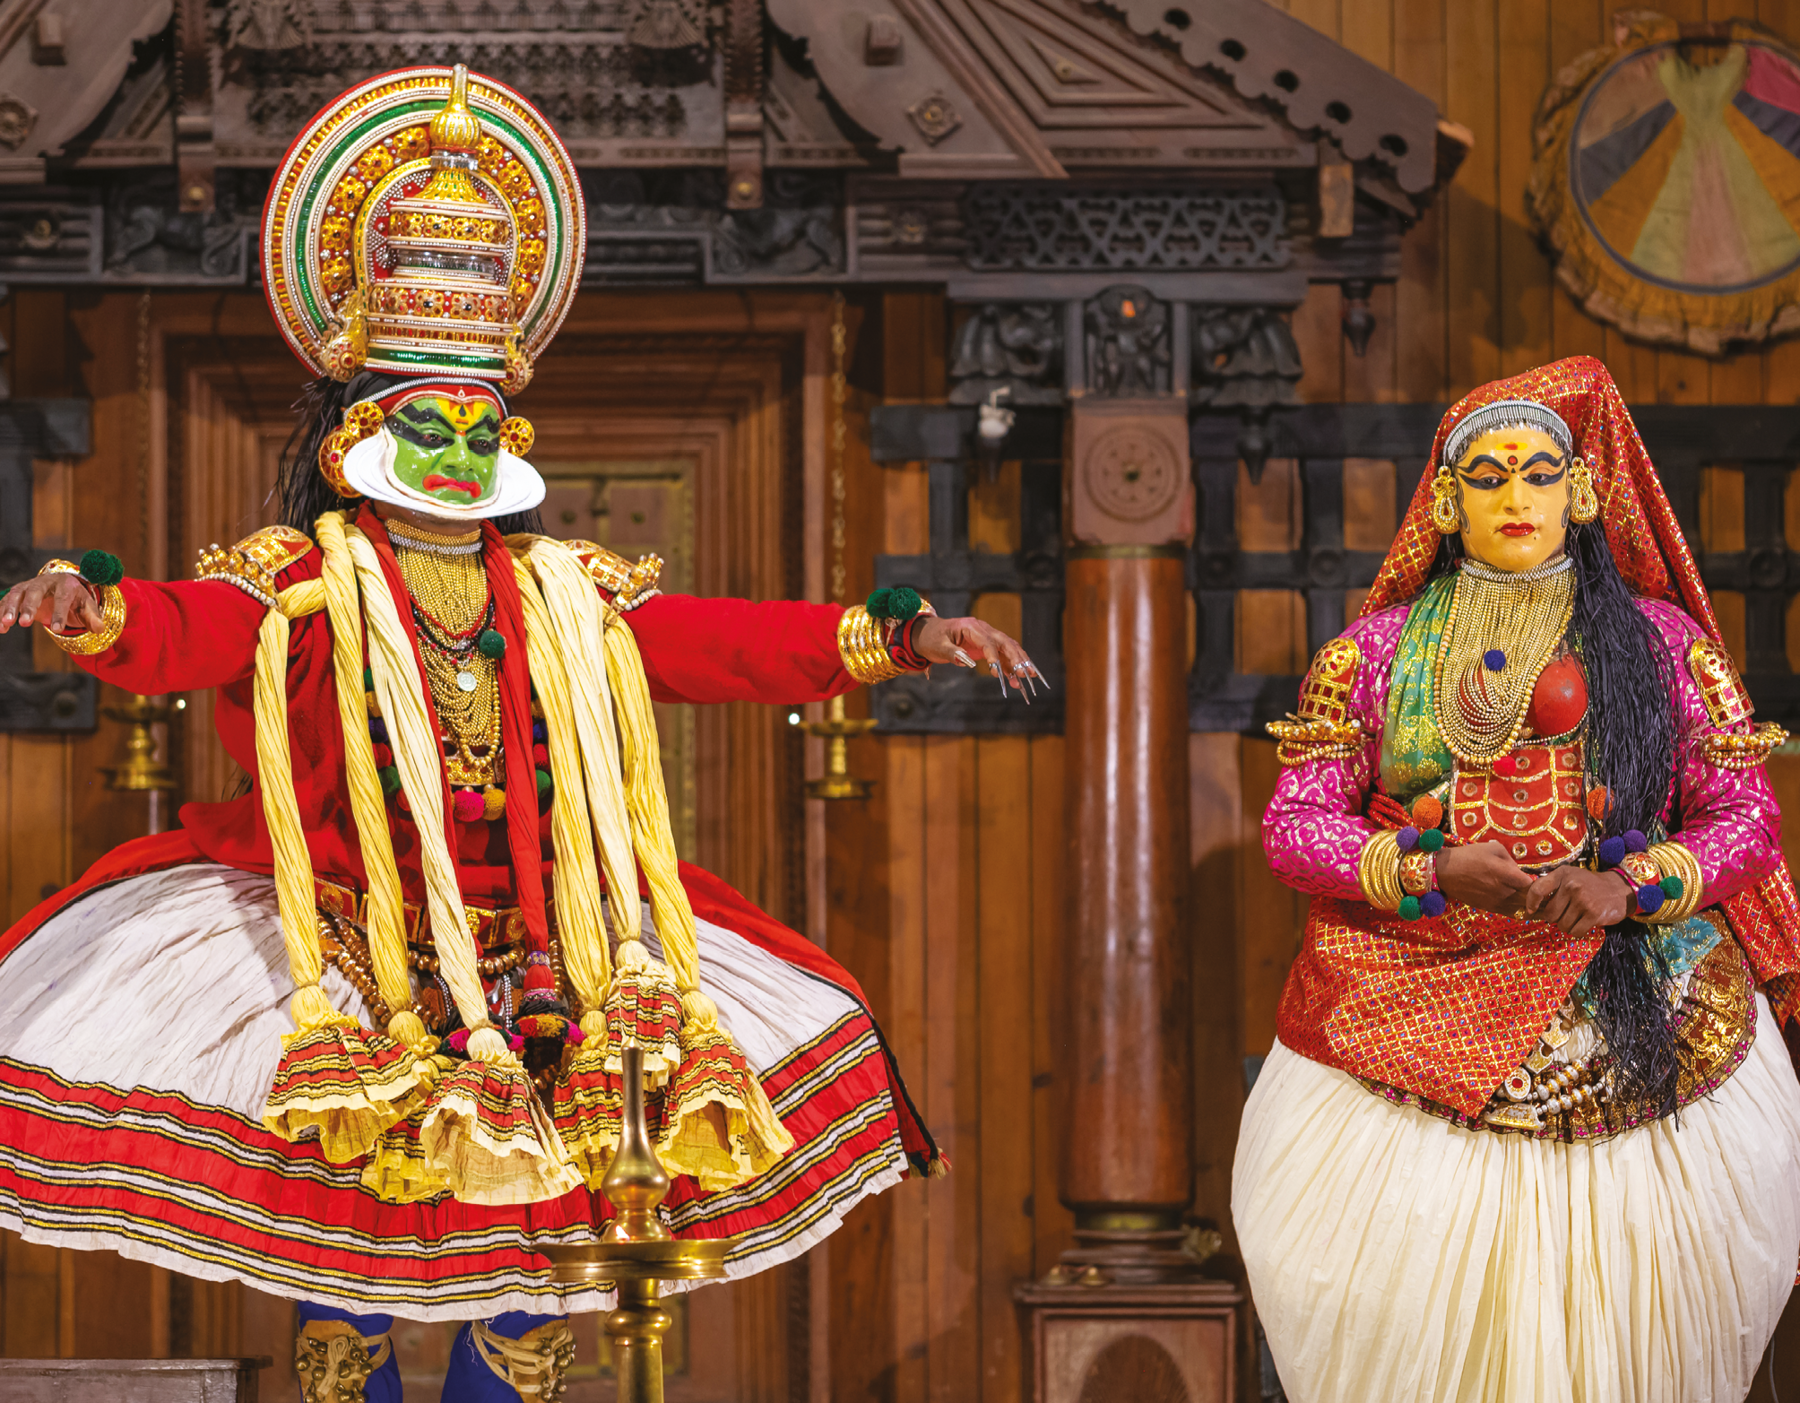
1432, 553, 1576, 768
388, 520, 508, 820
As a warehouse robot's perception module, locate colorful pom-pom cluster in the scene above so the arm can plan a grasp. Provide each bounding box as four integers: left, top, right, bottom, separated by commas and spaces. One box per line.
866, 585, 923, 622
1394, 791, 1449, 922
1593, 829, 1674, 916
77, 548, 125, 587
364, 667, 509, 823
517, 1012, 585, 1045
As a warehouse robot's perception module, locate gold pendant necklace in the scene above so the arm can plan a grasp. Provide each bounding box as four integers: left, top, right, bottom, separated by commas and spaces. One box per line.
1432, 554, 1575, 768
395, 543, 503, 789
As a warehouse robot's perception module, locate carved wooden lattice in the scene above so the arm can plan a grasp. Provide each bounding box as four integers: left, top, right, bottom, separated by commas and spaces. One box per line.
869, 402, 1800, 735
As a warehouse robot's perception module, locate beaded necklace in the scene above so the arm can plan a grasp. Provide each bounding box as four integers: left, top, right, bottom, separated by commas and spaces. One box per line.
393, 542, 504, 791
1432, 554, 1575, 768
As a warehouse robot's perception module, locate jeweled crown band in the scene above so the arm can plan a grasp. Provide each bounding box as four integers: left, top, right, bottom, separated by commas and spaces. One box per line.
1443, 399, 1574, 467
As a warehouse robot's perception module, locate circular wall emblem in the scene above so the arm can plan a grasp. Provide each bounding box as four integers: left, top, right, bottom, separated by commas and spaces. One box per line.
1082, 426, 1179, 522
1569, 38, 1800, 293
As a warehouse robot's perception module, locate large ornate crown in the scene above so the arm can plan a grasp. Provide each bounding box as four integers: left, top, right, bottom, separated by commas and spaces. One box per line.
262, 64, 584, 393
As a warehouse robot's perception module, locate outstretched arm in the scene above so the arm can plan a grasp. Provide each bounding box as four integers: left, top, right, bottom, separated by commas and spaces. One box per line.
624, 592, 1038, 706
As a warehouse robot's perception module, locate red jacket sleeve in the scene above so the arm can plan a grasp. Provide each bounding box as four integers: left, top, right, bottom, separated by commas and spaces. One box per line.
625, 593, 858, 705
70, 577, 267, 694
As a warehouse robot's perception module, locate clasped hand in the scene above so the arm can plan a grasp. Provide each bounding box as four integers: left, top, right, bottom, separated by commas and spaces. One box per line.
1434, 841, 1630, 937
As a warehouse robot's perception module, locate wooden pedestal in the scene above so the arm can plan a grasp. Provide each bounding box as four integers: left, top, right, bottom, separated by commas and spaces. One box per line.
0, 1358, 270, 1402
1015, 1281, 1240, 1403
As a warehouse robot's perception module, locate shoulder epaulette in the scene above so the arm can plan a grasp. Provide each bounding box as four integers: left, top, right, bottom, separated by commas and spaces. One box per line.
196, 525, 315, 607
1687, 636, 1788, 767
562, 539, 663, 612
1266, 635, 1364, 765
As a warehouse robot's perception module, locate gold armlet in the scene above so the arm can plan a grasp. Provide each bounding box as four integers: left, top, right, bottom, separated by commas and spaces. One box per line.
1267, 715, 1362, 766
37, 559, 80, 577
1700, 721, 1787, 770
1357, 830, 1405, 912
837, 605, 904, 685
47, 583, 126, 655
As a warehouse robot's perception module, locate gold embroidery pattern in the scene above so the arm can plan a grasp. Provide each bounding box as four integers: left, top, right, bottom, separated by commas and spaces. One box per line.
1449, 742, 1588, 870
1361, 923, 1755, 1143
196, 524, 316, 605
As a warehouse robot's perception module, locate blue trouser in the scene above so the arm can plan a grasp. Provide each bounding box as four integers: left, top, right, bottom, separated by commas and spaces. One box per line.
298, 1303, 565, 1401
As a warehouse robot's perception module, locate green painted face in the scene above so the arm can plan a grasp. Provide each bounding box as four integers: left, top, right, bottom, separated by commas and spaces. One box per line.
386, 396, 502, 507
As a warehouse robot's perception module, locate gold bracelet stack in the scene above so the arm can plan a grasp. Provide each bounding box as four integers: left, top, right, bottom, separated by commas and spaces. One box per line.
1644, 840, 1703, 922
37, 560, 127, 655
1701, 721, 1788, 769
837, 604, 904, 685
1358, 830, 1405, 911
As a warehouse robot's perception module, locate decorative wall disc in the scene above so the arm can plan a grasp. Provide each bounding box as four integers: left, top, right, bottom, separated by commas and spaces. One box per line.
1531, 15, 1800, 353
1082, 424, 1180, 522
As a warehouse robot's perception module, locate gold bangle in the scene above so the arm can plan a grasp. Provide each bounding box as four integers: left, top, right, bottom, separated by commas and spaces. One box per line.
37, 559, 80, 577
1358, 830, 1405, 911
837, 604, 904, 685
1643, 840, 1703, 922
47, 582, 126, 655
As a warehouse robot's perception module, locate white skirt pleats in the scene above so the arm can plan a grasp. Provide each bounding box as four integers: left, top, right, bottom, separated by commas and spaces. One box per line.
1233, 999, 1800, 1403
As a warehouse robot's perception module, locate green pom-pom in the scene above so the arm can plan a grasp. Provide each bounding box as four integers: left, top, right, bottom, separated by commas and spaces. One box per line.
78, 549, 123, 587
362, 667, 374, 692
866, 587, 895, 618
536, 767, 553, 795
1661, 875, 1685, 900
1397, 894, 1422, 921
889, 585, 922, 621
1417, 827, 1444, 853
478, 628, 506, 659
377, 766, 401, 796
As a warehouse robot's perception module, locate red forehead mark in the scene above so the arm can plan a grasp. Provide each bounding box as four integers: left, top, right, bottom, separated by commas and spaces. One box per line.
1507, 455, 1518, 465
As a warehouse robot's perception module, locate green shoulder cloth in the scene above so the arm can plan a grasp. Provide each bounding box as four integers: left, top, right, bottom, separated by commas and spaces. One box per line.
1378, 573, 1456, 805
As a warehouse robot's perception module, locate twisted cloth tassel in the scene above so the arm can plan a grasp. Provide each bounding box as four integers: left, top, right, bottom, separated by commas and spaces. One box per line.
511, 558, 627, 1182
520, 539, 683, 1076
316, 512, 429, 1054
255, 582, 421, 1163
603, 616, 793, 1188
516, 536, 791, 1190
344, 524, 578, 1206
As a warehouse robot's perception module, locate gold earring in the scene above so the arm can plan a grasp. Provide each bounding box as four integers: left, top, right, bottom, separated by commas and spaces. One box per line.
1430, 463, 1460, 534
1569, 455, 1598, 524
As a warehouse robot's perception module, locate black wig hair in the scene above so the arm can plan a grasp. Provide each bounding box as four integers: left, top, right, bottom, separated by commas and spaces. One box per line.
272, 372, 546, 538
1427, 519, 1683, 1110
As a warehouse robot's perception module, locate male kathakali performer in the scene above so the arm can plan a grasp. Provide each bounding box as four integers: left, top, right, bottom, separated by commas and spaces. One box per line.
1239, 355, 1800, 1402
0, 67, 1039, 1402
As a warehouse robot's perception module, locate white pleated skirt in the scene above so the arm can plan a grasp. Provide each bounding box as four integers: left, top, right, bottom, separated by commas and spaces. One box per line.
1233, 999, 1800, 1403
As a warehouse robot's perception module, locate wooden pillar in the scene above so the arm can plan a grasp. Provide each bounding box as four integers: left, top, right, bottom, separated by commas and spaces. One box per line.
1057, 392, 1197, 1276
1062, 547, 1194, 1256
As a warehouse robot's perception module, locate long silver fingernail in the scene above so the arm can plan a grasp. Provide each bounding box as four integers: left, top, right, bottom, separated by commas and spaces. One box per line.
954, 648, 977, 668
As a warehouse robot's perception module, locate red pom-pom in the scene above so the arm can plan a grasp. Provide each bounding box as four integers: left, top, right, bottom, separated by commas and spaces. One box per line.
532, 743, 549, 767
452, 788, 486, 823
1410, 794, 1443, 829
371, 743, 393, 768
1493, 755, 1517, 777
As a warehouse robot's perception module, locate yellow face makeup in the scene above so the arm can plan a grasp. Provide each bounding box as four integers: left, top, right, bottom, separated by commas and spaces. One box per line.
1452, 425, 1571, 572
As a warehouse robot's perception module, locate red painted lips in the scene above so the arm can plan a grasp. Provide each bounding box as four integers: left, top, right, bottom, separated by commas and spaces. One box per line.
422, 473, 480, 498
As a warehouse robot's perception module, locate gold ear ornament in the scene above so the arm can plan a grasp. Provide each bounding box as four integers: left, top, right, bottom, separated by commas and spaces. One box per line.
1569, 454, 1599, 524
1430, 462, 1461, 535
317, 400, 388, 497
498, 416, 535, 457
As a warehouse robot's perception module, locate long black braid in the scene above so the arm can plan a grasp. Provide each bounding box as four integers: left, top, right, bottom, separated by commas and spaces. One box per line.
1427, 520, 1682, 1110
272, 372, 546, 537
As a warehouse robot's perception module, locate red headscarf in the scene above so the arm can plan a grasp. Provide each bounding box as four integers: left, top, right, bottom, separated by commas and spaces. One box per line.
1361, 355, 1720, 645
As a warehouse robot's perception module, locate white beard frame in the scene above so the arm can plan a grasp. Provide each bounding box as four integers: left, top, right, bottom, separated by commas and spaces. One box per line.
341, 427, 546, 522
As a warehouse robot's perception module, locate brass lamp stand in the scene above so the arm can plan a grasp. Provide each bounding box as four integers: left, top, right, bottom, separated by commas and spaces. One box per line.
539, 1046, 731, 1403
795, 694, 876, 800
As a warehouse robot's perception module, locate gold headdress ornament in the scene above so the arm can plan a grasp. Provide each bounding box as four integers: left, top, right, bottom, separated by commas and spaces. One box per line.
262, 63, 585, 394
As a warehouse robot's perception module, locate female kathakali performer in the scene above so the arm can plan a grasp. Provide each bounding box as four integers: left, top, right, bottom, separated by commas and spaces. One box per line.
1239, 356, 1800, 1402
0, 66, 1040, 1402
